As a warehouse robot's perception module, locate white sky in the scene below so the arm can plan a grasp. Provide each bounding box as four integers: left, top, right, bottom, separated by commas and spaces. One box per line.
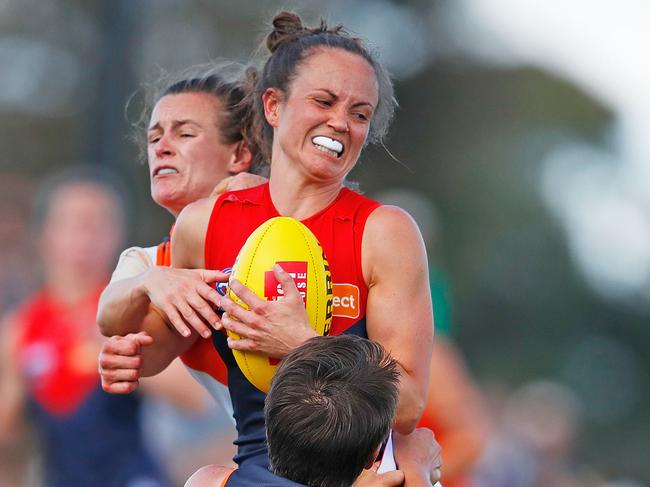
444, 0, 650, 301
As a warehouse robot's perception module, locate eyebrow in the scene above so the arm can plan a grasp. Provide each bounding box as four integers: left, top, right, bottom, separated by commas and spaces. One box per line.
318, 89, 376, 110
147, 119, 201, 132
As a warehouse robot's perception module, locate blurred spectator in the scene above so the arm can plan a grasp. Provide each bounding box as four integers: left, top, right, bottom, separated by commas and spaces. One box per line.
0, 168, 206, 487
375, 188, 490, 487
474, 380, 586, 487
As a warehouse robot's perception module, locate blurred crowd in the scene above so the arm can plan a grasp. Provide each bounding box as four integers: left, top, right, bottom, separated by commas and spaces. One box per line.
2, 0, 649, 484
0, 173, 644, 487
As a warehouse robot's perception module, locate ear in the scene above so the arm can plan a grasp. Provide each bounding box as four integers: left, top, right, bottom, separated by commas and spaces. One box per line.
227, 139, 253, 175
262, 87, 283, 128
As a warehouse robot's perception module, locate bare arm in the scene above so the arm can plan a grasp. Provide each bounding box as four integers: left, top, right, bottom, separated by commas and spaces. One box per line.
100, 196, 218, 390
393, 428, 443, 487
363, 206, 434, 434
97, 173, 266, 339
97, 248, 227, 339
99, 313, 198, 394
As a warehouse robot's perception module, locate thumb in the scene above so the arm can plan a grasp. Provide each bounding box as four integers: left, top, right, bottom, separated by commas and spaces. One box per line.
375, 470, 405, 486
133, 331, 154, 347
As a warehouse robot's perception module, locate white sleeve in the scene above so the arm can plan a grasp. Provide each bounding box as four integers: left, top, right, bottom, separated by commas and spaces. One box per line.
109, 246, 156, 283
377, 431, 397, 473
378, 433, 443, 486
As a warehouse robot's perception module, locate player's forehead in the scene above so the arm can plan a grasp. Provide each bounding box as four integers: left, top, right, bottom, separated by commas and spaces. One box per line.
289, 48, 378, 106
149, 92, 222, 130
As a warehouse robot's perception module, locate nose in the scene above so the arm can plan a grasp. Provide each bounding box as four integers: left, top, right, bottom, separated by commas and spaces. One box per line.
327, 108, 350, 133
154, 134, 175, 158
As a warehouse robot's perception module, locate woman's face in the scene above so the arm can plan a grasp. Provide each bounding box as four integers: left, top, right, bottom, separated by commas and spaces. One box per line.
147, 92, 242, 215
41, 183, 122, 279
265, 47, 379, 183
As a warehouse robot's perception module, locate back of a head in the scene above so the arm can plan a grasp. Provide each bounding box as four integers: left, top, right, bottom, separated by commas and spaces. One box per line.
265, 335, 399, 487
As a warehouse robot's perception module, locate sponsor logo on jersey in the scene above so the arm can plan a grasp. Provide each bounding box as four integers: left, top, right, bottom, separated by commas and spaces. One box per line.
332, 283, 360, 319
215, 267, 232, 296
264, 261, 308, 304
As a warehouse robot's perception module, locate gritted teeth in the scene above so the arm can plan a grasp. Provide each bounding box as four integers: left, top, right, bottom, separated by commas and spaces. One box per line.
155, 167, 179, 176
312, 136, 344, 157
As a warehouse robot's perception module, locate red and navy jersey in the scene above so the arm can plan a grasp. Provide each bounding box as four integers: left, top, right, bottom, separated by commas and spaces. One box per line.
13, 288, 167, 487
193, 182, 380, 485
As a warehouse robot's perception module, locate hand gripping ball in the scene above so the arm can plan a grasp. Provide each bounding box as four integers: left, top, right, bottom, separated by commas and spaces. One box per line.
227, 217, 333, 392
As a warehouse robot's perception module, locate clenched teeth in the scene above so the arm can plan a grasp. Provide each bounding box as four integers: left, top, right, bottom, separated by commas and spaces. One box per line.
314, 145, 339, 157
312, 136, 343, 157
156, 168, 178, 176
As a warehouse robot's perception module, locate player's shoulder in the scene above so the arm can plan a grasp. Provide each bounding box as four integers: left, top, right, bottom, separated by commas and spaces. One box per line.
109, 246, 155, 283
0, 292, 45, 346
175, 196, 218, 237
117, 245, 155, 264
184, 465, 233, 487
183, 194, 219, 218
4, 290, 46, 322
366, 204, 421, 238
362, 205, 426, 277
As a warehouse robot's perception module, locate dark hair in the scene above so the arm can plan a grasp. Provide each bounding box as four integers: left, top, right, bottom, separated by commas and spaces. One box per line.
128, 62, 264, 172
250, 11, 397, 164
265, 335, 400, 487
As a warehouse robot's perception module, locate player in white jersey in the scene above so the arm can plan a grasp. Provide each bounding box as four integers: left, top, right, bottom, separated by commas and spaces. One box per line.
97, 64, 266, 410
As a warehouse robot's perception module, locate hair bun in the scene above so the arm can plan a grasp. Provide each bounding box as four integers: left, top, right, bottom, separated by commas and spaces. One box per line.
266, 11, 305, 52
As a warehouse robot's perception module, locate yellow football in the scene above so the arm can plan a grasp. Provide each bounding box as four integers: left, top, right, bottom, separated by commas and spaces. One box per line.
227, 217, 333, 392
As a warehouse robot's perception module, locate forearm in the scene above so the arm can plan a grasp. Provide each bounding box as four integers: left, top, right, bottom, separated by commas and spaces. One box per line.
139, 312, 195, 377
393, 367, 426, 434
399, 463, 434, 487
393, 429, 441, 487
97, 274, 152, 336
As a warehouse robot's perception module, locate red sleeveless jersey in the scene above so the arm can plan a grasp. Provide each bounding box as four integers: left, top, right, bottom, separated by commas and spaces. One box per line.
205, 182, 380, 335
183, 182, 381, 474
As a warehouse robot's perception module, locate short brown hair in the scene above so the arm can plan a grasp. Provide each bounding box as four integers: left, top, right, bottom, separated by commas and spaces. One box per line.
265, 335, 400, 487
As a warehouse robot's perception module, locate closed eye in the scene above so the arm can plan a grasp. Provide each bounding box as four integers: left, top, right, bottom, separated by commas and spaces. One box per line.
353, 112, 369, 122
315, 98, 333, 107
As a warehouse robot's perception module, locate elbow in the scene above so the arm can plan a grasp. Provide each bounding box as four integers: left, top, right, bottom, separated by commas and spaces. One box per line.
96, 293, 120, 337
97, 319, 112, 338
393, 398, 425, 435
96, 306, 112, 337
